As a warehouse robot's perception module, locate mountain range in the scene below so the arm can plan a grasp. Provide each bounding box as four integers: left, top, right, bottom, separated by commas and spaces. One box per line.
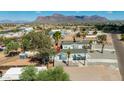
0, 20, 31, 24
34, 13, 108, 23
0, 14, 108, 24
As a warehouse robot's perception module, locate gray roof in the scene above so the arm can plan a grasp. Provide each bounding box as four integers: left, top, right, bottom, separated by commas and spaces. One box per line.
62, 40, 89, 45
60, 49, 87, 54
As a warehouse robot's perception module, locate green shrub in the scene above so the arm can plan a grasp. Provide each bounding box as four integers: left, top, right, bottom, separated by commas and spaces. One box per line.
37, 66, 69, 81
20, 66, 70, 81
19, 65, 37, 81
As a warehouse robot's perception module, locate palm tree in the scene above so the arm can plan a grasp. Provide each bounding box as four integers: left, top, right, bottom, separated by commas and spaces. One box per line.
88, 40, 93, 51
93, 30, 97, 35
97, 35, 107, 53
66, 48, 71, 66
53, 31, 61, 44
72, 35, 76, 42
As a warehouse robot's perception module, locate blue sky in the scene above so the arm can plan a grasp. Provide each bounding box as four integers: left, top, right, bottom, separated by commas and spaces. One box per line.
0, 11, 124, 21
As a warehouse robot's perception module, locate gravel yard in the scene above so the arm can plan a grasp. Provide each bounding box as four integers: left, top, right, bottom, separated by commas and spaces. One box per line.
64, 65, 121, 81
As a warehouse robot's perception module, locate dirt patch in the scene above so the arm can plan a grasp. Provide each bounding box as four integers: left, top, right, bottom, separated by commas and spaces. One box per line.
64, 65, 121, 81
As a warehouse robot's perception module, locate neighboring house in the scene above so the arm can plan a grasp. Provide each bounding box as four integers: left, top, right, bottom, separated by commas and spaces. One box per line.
19, 51, 38, 59
21, 27, 33, 33
61, 41, 89, 49
86, 31, 102, 42
0, 67, 47, 81
86, 35, 97, 41
54, 40, 88, 63
0, 27, 33, 38
49, 29, 69, 38
87, 31, 94, 35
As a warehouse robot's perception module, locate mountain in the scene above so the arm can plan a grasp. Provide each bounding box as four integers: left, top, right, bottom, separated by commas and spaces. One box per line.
0, 14, 108, 24
35, 14, 108, 23
0, 20, 13, 23
0, 20, 31, 24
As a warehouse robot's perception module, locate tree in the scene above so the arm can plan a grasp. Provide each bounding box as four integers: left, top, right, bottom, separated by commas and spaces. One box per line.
3, 37, 17, 46
93, 30, 97, 35
5, 41, 19, 54
22, 31, 54, 64
81, 31, 87, 39
80, 27, 86, 32
88, 40, 93, 51
97, 35, 107, 53
76, 32, 81, 37
21, 35, 31, 52
19, 65, 37, 81
119, 25, 124, 33
66, 48, 71, 66
121, 34, 124, 41
20, 66, 70, 81
72, 35, 76, 42
0, 25, 3, 30
37, 66, 69, 81
0, 37, 4, 45
73, 27, 77, 32
52, 31, 61, 44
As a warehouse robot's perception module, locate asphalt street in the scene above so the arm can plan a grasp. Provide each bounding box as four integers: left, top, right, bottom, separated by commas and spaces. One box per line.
112, 34, 124, 80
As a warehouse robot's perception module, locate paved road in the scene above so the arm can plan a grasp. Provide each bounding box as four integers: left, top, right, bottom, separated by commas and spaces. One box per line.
111, 34, 124, 80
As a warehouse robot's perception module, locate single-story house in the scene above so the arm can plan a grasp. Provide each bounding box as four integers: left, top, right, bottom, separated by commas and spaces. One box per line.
0, 67, 47, 81
54, 41, 88, 63
19, 51, 38, 59
61, 40, 89, 49
54, 49, 87, 63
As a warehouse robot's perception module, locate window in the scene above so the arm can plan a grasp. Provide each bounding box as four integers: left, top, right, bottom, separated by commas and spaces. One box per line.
63, 45, 67, 49
59, 53, 67, 60
73, 44, 78, 49
73, 55, 76, 60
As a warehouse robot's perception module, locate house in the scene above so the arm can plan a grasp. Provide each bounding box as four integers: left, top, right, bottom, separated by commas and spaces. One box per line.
0, 67, 47, 81
54, 40, 89, 63
0, 27, 33, 38
49, 29, 69, 38
61, 40, 89, 49
87, 31, 94, 35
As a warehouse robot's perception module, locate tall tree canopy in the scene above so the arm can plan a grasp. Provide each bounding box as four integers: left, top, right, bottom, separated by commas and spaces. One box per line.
21, 31, 54, 60
5, 41, 19, 54
97, 34, 107, 53
52, 31, 61, 43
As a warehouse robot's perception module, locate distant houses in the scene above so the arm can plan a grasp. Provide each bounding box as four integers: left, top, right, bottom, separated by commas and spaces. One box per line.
0, 27, 33, 38
50, 29, 98, 63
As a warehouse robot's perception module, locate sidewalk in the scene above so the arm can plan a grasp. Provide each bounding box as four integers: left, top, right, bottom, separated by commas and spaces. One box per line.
86, 59, 117, 63
94, 48, 115, 52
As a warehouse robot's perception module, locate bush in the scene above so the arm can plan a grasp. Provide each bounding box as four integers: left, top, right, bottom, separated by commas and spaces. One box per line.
37, 66, 69, 81
20, 66, 70, 81
19, 65, 37, 81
